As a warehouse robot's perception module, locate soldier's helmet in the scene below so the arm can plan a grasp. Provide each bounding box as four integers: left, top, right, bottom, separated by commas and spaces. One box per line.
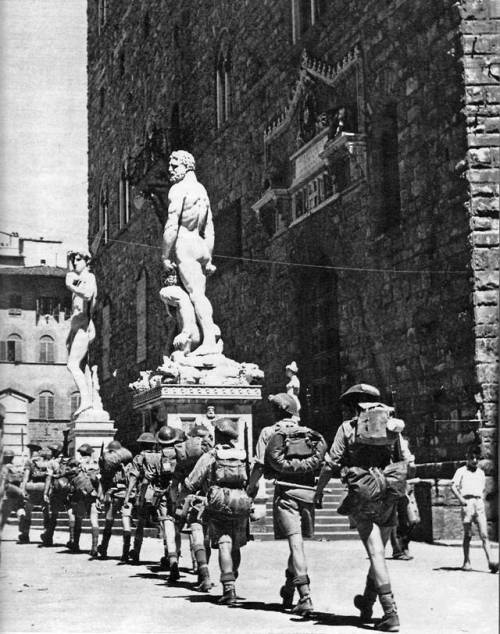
340, 383, 380, 403
47, 442, 63, 454
3, 448, 15, 459
27, 442, 42, 452
214, 418, 239, 441
175, 428, 187, 443
107, 440, 122, 452
268, 393, 298, 417
156, 426, 179, 446
77, 443, 94, 456
39, 448, 52, 459
189, 424, 210, 439
136, 432, 156, 445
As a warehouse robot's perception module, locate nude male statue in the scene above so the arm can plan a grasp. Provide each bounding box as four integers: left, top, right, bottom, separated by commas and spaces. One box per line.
162, 150, 220, 356
65, 250, 97, 418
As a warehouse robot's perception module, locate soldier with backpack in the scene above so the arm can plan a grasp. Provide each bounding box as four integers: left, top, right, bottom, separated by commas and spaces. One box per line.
96, 440, 133, 560
123, 432, 158, 565
41, 442, 68, 547
247, 393, 327, 616
67, 444, 101, 557
180, 418, 252, 605
0, 449, 27, 543
19, 445, 52, 544
314, 384, 407, 633
172, 423, 214, 591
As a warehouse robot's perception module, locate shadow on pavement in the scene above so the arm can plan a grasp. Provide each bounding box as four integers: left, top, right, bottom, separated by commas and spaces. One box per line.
225, 600, 283, 614
433, 566, 491, 574
308, 612, 373, 629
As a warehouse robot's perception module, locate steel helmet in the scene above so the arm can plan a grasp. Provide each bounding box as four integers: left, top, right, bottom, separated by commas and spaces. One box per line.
3, 448, 15, 458
156, 426, 178, 446
214, 418, 239, 441
77, 443, 93, 456
136, 432, 156, 445
340, 383, 381, 402
268, 393, 298, 416
107, 440, 122, 452
47, 442, 63, 454
189, 424, 210, 438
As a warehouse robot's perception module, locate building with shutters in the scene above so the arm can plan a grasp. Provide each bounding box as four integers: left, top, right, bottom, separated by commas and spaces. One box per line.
0, 242, 78, 455
87, 1, 498, 532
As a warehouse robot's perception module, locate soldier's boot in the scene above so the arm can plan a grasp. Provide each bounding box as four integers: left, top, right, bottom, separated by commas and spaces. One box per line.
159, 545, 170, 571
17, 510, 30, 544
354, 574, 378, 622
217, 572, 237, 605
129, 525, 144, 564
71, 523, 82, 553
193, 546, 213, 592
42, 517, 57, 546
90, 527, 100, 558
66, 522, 75, 550
279, 568, 295, 610
120, 533, 131, 563
167, 553, 180, 584
98, 524, 112, 559
291, 575, 314, 617
375, 586, 400, 632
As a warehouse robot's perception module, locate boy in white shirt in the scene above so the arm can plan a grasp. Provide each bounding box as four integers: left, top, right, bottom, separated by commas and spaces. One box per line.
450, 447, 498, 573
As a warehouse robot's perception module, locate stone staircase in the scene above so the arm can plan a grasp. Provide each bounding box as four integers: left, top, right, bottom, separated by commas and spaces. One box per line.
251, 479, 356, 541
18, 479, 354, 541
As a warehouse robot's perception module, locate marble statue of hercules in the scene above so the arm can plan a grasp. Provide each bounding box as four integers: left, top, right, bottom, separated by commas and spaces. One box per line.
162, 150, 219, 356
65, 250, 97, 417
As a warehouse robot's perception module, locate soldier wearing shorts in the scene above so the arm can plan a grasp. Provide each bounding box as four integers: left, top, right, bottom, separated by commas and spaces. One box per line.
67, 444, 100, 556
40, 442, 67, 547
247, 393, 326, 616
20, 444, 51, 544
451, 446, 498, 574
0, 449, 27, 542
181, 418, 251, 605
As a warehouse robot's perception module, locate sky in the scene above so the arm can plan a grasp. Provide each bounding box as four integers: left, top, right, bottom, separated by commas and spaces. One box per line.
0, 0, 88, 254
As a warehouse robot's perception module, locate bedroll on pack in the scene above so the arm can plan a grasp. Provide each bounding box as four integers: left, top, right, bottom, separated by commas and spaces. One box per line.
356, 404, 404, 446
212, 447, 247, 488
71, 471, 95, 496
206, 486, 252, 518
175, 437, 211, 474
100, 447, 133, 477
265, 426, 327, 476
159, 447, 177, 488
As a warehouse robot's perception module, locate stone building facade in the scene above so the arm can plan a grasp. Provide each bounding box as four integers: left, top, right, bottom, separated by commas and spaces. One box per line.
87, 1, 498, 530
0, 265, 76, 453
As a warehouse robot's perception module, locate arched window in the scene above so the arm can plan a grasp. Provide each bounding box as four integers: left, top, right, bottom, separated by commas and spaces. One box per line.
99, 182, 109, 244
216, 44, 231, 128
70, 392, 81, 417
119, 160, 131, 228
39, 391, 55, 420
0, 333, 23, 362
39, 335, 55, 364
136, 270, 147, 363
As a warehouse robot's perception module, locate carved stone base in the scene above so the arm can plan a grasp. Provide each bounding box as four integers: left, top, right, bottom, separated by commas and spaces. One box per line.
132, 383, 262, 455
67, 418, 116, 457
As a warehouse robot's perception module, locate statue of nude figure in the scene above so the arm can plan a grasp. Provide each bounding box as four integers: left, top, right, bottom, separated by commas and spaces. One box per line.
162, 150, 220, 357
65, 250, 97, 418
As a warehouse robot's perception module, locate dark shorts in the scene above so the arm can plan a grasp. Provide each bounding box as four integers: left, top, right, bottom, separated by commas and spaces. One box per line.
207, 514, 249, 549
273, 491, 315, 540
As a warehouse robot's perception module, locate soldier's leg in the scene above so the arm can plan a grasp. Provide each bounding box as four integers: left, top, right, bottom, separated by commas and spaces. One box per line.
89, 500, 100, 558
191, 522, 212, 591
130, 505, 146, 564
72, 509, 83, 554
217, 535, 237, 605
120, 502, 132, 562
18, 498, 32, 543
67, 505, 76, 549
288, 534, 313, 616
163, 516, 180, 583
280, 554, 296, 609
98, 501, 114, 559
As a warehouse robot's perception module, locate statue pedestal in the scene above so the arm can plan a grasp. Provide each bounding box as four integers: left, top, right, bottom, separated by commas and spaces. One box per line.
132, 384, 262, 456
67, 413, 116, 457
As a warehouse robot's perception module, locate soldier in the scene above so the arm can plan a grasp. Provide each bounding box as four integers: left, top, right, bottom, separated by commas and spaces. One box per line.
20, 445, 52, 544
247, 393, 327, 616
67, 443, 100, 557
0, 449, 27, 542
97, 440, 133, 560
123, 432, 158, 565
40, 442, 67, 547
315, 384, 407, 632
172, 423, 214, 591
180, 418, 252, 605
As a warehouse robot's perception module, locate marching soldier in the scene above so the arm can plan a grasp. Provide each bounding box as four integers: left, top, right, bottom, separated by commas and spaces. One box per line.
67, 444, 101, 557
247, 393, 327, 616
172, 423, 214, 591
40, 442, 67, 547
0, 449, 28, 543
180, 418, 252, 605
315, 384, 407, 632
97, 440, 133, 561
20, 445, 52, 544
123, 432, 158, 565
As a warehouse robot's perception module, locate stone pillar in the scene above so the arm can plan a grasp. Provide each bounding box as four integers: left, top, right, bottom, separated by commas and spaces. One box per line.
66, 408, 116, 457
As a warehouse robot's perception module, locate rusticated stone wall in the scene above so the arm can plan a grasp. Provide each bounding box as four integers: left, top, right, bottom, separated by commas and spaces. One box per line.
87, 0, 498, 535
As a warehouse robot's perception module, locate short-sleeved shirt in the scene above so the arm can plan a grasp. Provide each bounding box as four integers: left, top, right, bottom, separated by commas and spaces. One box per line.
452, 465, 485, 498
